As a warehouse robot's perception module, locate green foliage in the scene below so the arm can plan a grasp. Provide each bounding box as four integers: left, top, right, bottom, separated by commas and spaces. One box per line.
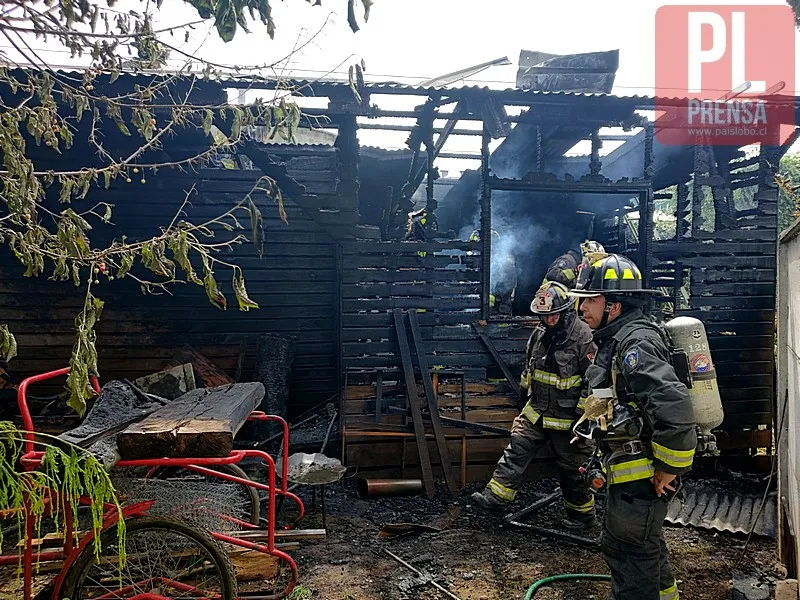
0, 421, 125, 566
778, 152, 800, 231
288, 585, 314, 600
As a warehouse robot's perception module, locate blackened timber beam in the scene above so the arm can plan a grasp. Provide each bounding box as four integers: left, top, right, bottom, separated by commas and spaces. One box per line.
392, 309, 436, 498
768, 127, 800, 164
472, 323, 522, 399
408, 310, 458, 498
480, 127, 492, 321
405, 101, 465, 205
638, 188, 654, 287
489, 177, 652, 194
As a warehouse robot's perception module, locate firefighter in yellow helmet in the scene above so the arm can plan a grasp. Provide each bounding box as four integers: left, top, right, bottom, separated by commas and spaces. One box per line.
472, 281, 597, 529
568, 253, 696, 600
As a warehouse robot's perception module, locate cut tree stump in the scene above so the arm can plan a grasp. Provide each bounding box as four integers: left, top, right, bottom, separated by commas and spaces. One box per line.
117, 382, 264, 459
163, 346, 234, 388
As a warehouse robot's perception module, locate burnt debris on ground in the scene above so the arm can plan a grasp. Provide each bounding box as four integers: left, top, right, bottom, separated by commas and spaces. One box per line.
275, 473, 780, 600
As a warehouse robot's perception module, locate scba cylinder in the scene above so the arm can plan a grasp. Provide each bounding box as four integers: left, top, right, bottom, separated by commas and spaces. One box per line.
664, 316, 725, 443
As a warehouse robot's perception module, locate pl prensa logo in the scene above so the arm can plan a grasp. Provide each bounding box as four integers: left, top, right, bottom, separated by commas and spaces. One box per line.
655, 5, 796, 146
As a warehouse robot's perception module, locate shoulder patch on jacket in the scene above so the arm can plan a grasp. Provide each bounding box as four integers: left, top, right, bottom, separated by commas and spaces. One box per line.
623, 348, 639, 369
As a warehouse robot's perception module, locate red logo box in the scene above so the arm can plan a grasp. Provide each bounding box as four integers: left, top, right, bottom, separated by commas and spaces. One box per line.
655, 5, 795, 146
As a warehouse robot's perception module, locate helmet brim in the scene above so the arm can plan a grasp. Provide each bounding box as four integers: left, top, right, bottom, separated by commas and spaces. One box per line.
567, 289, 667, 299
530, 303, 575, 315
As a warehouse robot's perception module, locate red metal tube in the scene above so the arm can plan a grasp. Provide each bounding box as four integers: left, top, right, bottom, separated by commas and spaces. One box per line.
357, 478, 423, 499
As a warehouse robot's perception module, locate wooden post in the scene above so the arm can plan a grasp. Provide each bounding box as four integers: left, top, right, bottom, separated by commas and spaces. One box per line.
480, 126, 492, 321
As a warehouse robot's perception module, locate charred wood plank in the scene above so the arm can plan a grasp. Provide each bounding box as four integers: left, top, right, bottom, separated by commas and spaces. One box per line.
344, 255, 483, 269
342, 269, 481, 284
342, 297, 480, 312
651, 241, 777, 255
689, 296, 775, 309
164, 346, 234, 388
340, 241, 480, 254
408, 310, 458, 498
341, 283, 482, 298
690, 282, 775, 296
117, 382, 264, 459
472, 323, 521, 398
392, 309, 435, 498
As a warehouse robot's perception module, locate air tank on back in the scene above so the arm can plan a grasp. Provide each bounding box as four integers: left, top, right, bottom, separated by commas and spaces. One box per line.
664, 316, 725, 454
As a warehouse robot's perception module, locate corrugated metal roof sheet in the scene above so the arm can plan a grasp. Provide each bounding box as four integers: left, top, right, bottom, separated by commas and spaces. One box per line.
666, 481, 777, 539
14, 68, 800, 106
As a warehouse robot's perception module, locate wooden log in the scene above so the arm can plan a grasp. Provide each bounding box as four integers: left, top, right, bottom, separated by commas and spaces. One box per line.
163, 346, 235, 388
117, 382, 264, 459
228, 549, 280, 581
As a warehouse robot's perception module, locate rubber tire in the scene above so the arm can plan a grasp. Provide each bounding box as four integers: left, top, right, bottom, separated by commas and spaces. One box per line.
151, 462, 261, 525
61, 515, 238, 600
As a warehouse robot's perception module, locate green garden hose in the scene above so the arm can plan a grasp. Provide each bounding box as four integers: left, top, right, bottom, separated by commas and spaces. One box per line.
524, 573, 612, 599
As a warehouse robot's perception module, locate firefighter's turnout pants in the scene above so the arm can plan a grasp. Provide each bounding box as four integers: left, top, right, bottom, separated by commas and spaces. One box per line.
486, 405, 595, 520
602, 477, 678, 600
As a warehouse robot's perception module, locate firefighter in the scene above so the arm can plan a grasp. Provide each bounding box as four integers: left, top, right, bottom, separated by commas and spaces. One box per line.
567, 253, 696, 600
543, 248, 582, 289
405, 207, 437, 241
471, 281, 598, 530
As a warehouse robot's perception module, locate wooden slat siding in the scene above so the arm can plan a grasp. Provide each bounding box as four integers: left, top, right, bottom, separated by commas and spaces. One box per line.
342, 378, 527, 484
339, 240, 532, 379
649, 183, 778, 451
0, 167, 339, 416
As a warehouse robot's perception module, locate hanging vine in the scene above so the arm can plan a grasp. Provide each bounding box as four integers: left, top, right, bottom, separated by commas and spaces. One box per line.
0, 421, 125, 565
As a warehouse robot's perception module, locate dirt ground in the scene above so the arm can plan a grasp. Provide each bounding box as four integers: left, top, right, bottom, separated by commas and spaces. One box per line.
285, 477, 780, 600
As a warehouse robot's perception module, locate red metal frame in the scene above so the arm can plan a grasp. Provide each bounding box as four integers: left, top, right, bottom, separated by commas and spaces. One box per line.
4, 367, 306, 600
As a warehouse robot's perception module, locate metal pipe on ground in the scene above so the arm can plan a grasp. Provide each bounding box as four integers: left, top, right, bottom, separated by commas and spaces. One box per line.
357, 478, 423, 499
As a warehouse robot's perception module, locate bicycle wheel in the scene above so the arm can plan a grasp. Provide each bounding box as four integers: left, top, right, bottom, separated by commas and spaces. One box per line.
62, 515, 238, 600
149, 463, 261, 525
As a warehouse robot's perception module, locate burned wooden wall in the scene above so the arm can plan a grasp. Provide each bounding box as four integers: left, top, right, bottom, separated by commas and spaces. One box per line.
339, 239, 532, 375
1, 166, 339, 417
647, 147, 781, 456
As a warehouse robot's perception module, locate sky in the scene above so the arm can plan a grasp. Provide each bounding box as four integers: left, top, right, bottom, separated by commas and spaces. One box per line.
6, 0, 799, 173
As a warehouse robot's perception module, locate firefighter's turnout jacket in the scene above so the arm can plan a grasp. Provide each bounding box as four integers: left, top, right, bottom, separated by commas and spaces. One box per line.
543, 250, 581, 289
584, 307, 697, 485
484, 311, 597, 518
520, 310, 596, 428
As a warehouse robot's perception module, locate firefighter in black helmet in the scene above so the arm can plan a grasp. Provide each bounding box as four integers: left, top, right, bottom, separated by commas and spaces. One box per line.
471, 281, 597, 530
567, 254, 696, 600
543, 249, 582, 289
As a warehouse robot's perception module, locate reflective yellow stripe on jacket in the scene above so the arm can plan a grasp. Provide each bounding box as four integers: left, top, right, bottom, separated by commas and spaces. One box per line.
521, 405, 574, 431
521, 404, 540, 425
520, 370, 531, 390
532, 369, 581, 391
652, 441, 695, 470
542, 416, 573, 431
608, 457, 655, 485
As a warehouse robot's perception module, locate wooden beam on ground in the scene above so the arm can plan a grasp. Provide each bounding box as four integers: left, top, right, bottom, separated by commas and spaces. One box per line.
117, 382, 264, 459
393, 308, 436, 498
